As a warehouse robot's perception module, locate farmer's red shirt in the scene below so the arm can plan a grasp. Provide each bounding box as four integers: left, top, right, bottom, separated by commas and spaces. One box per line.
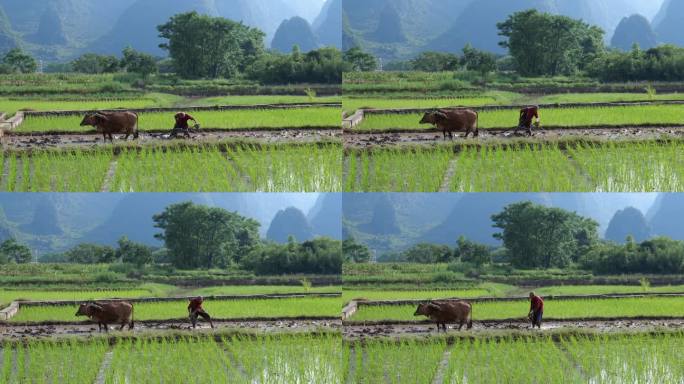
520, 106, 539, 122
188, 297, 204, 311
530, 295, 544, 312
174, 113, 195, 128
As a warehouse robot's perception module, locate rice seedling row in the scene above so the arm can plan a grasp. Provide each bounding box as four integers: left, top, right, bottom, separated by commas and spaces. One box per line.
345, 141, 684, 192
0, 289, 160, 308
1, 333, 343, 384
355, 105, 684, 131
9, 297, 341, 323
348, 297, 684, 322
16, 108, 340, 133
1, 143, 342, 192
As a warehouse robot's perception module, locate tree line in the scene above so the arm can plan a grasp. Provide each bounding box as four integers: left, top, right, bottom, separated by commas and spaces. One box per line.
3, 202, 341, 275
346, 201, 684, 275
1, 12, 343, 84
345, 9, 684, 83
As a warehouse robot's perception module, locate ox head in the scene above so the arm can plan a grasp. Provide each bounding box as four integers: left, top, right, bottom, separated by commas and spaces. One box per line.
75, 302, 102, 317
414, 302, 441, 317
80, 113, 108, 127
419, 111, 447, 125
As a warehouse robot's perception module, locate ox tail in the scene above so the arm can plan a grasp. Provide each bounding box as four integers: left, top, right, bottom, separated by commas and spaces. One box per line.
474, 111, 479, 137
468, 303, 473, 329
133, 113, 140, 139
129, 306, 135, 330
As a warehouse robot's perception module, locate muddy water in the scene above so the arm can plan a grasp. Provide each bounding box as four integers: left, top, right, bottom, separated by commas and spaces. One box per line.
343, 319, 684, 339
0, 319, 341, 339
344, 126, 684, 148
3, 129, 341, 149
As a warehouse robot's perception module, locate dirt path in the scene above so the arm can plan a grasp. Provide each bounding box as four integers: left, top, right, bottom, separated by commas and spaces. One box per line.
344, 126, 684, 148
0, 319, 341, 340
343, 319, 684, 340
3, 129, 341, 149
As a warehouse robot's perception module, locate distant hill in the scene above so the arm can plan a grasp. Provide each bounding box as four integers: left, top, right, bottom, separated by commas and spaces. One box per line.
266, 207, 314, 243
611, 14, 657, 50
0, 4, 18, 52
314, 0, 342, 49
308, 193, 342, 240
344, 193, 660, 256
369, 4, 406, 43
0, 0, 329, 60
271, 16, 319, 52
343, 0, 666, 60
654, 0, 684, 46
648, 194, 684, 239
605, 207, 651, 243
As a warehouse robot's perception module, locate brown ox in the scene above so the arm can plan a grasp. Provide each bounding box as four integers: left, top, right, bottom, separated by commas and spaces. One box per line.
75, 301, 134, 332
414, 300, 473, 332
419, 109, 478, 140
80, 111, 139, 142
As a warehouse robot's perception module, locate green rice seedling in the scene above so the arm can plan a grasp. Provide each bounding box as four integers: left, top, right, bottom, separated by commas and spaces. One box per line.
0, 288, 159, 307
0, 93, 180, 115
112, 143, 341, 192
534, 284, 684, 296
349, 297, 684, 322
568, 141, 684, 192
445, 337, 580, 383
2, 149, 113, 192
17, 108, 340, 133
537, 92, 684, 104
450, 144, 591, 192
351, 339, 447, 383
345, 146, 453, 192
2, 339, 109, 383
10, 297, 341, 323
562, 333, 684, 383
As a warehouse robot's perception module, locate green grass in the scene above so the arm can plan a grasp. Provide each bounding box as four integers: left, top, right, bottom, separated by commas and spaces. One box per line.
10, 297, 341, 323
534, 284, 684, 296
0, 285, 175, 308
0, 93, 183, 116
537, 92, 684, 104
342, 289, 492, 302
349, 297, 684, 322
2, 143, 342, 192
355, 104, 684, 131
192, 285, 341, 296
342, 91, 520, 113
193, 95, 340, 106
17, 107, 340, 132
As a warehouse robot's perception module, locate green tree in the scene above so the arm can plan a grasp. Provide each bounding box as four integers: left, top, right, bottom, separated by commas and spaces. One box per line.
410, 51, 460, 72
342, 237, 371, 263
116, 236, 153, 267
497, 10, 605, 76
402, 243, 454, 264
492, 201, 599, 269
343, 47, 378, 72
64, 243, 116, 264
2, 48, 37, 73
153, 202, 260, 269
243, 237, 342, 275
461, 44, 497, 81
158, 11, 265, 79
121, 47, 158, 79
71, 53, 120, 74
455, 236, 491, 267
0, 238, 32, 264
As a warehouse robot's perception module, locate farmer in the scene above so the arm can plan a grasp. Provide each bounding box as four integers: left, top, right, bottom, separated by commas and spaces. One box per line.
516, 106, 540, 136
188, 296, 214, 329
528, 292, 544, 329
171, 112, 197, 138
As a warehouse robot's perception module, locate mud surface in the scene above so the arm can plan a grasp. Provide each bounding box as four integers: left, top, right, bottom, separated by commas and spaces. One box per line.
0, 319, 341, 339
3, 129, 341, 149
343, 319, 684, 339
344, 126, 684, 148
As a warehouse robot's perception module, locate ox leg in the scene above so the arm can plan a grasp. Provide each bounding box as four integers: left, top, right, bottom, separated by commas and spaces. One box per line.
109, 133, 114, 142
103, 323, 109, 333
